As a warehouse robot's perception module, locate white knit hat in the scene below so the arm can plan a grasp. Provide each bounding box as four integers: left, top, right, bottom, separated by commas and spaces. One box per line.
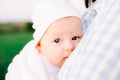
32, 0, 81, 46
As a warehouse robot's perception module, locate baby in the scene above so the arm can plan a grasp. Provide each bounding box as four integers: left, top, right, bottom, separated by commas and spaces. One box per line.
6, 0, 83, 80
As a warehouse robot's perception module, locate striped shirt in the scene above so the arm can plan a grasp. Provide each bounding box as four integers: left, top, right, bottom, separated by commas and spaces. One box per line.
57, 0, 120, 80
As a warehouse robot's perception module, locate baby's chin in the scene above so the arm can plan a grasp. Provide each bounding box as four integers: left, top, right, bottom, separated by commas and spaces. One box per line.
60, 57, 69, 67
53, 57, 69, 68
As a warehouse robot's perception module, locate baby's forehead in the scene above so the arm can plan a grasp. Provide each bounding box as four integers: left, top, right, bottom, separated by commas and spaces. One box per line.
45, 16, 82, 33
50, 16, 81, 25
55, 16, 81, 22
45, 26, 82, 36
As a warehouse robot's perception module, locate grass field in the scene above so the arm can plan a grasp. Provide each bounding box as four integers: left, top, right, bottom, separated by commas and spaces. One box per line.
0, 32, 33, 80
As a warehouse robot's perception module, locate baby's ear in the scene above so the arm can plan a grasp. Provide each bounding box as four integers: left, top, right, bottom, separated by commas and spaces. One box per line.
36, 42, 41, 51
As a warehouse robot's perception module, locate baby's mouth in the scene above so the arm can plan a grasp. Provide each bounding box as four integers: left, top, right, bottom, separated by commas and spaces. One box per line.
64, 56, 68, 60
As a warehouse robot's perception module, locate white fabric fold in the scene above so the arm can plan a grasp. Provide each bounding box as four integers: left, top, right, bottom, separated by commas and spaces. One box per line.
5, 40, 48, 80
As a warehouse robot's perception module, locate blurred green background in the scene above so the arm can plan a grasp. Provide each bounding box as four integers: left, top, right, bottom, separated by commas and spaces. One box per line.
0, 22, 34, 80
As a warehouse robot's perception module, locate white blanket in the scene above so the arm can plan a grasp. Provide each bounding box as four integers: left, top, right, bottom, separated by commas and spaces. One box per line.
5, 40, 48, 80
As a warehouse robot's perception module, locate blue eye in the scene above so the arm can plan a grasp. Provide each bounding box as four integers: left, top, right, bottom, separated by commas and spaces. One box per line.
54, 39, 61, 43
72, 36, 79, 40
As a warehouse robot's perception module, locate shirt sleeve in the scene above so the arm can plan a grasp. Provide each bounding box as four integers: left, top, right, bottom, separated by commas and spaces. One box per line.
57, 0, 120, 80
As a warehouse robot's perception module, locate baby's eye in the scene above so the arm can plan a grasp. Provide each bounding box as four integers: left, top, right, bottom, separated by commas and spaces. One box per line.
54, 39, 61, 43
72, 36, 80, 40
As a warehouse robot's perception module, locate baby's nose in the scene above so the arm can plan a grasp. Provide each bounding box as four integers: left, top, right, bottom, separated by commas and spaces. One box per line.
64, 41, 75, 53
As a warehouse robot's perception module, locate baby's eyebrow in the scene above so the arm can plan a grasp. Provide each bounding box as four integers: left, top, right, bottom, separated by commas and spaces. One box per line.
71, 32, 83, 35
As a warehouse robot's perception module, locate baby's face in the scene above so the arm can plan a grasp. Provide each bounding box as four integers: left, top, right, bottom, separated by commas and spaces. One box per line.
37, 17, 83, 67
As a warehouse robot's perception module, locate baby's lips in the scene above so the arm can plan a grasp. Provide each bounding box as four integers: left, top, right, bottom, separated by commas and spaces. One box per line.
64, 56, 69, 59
